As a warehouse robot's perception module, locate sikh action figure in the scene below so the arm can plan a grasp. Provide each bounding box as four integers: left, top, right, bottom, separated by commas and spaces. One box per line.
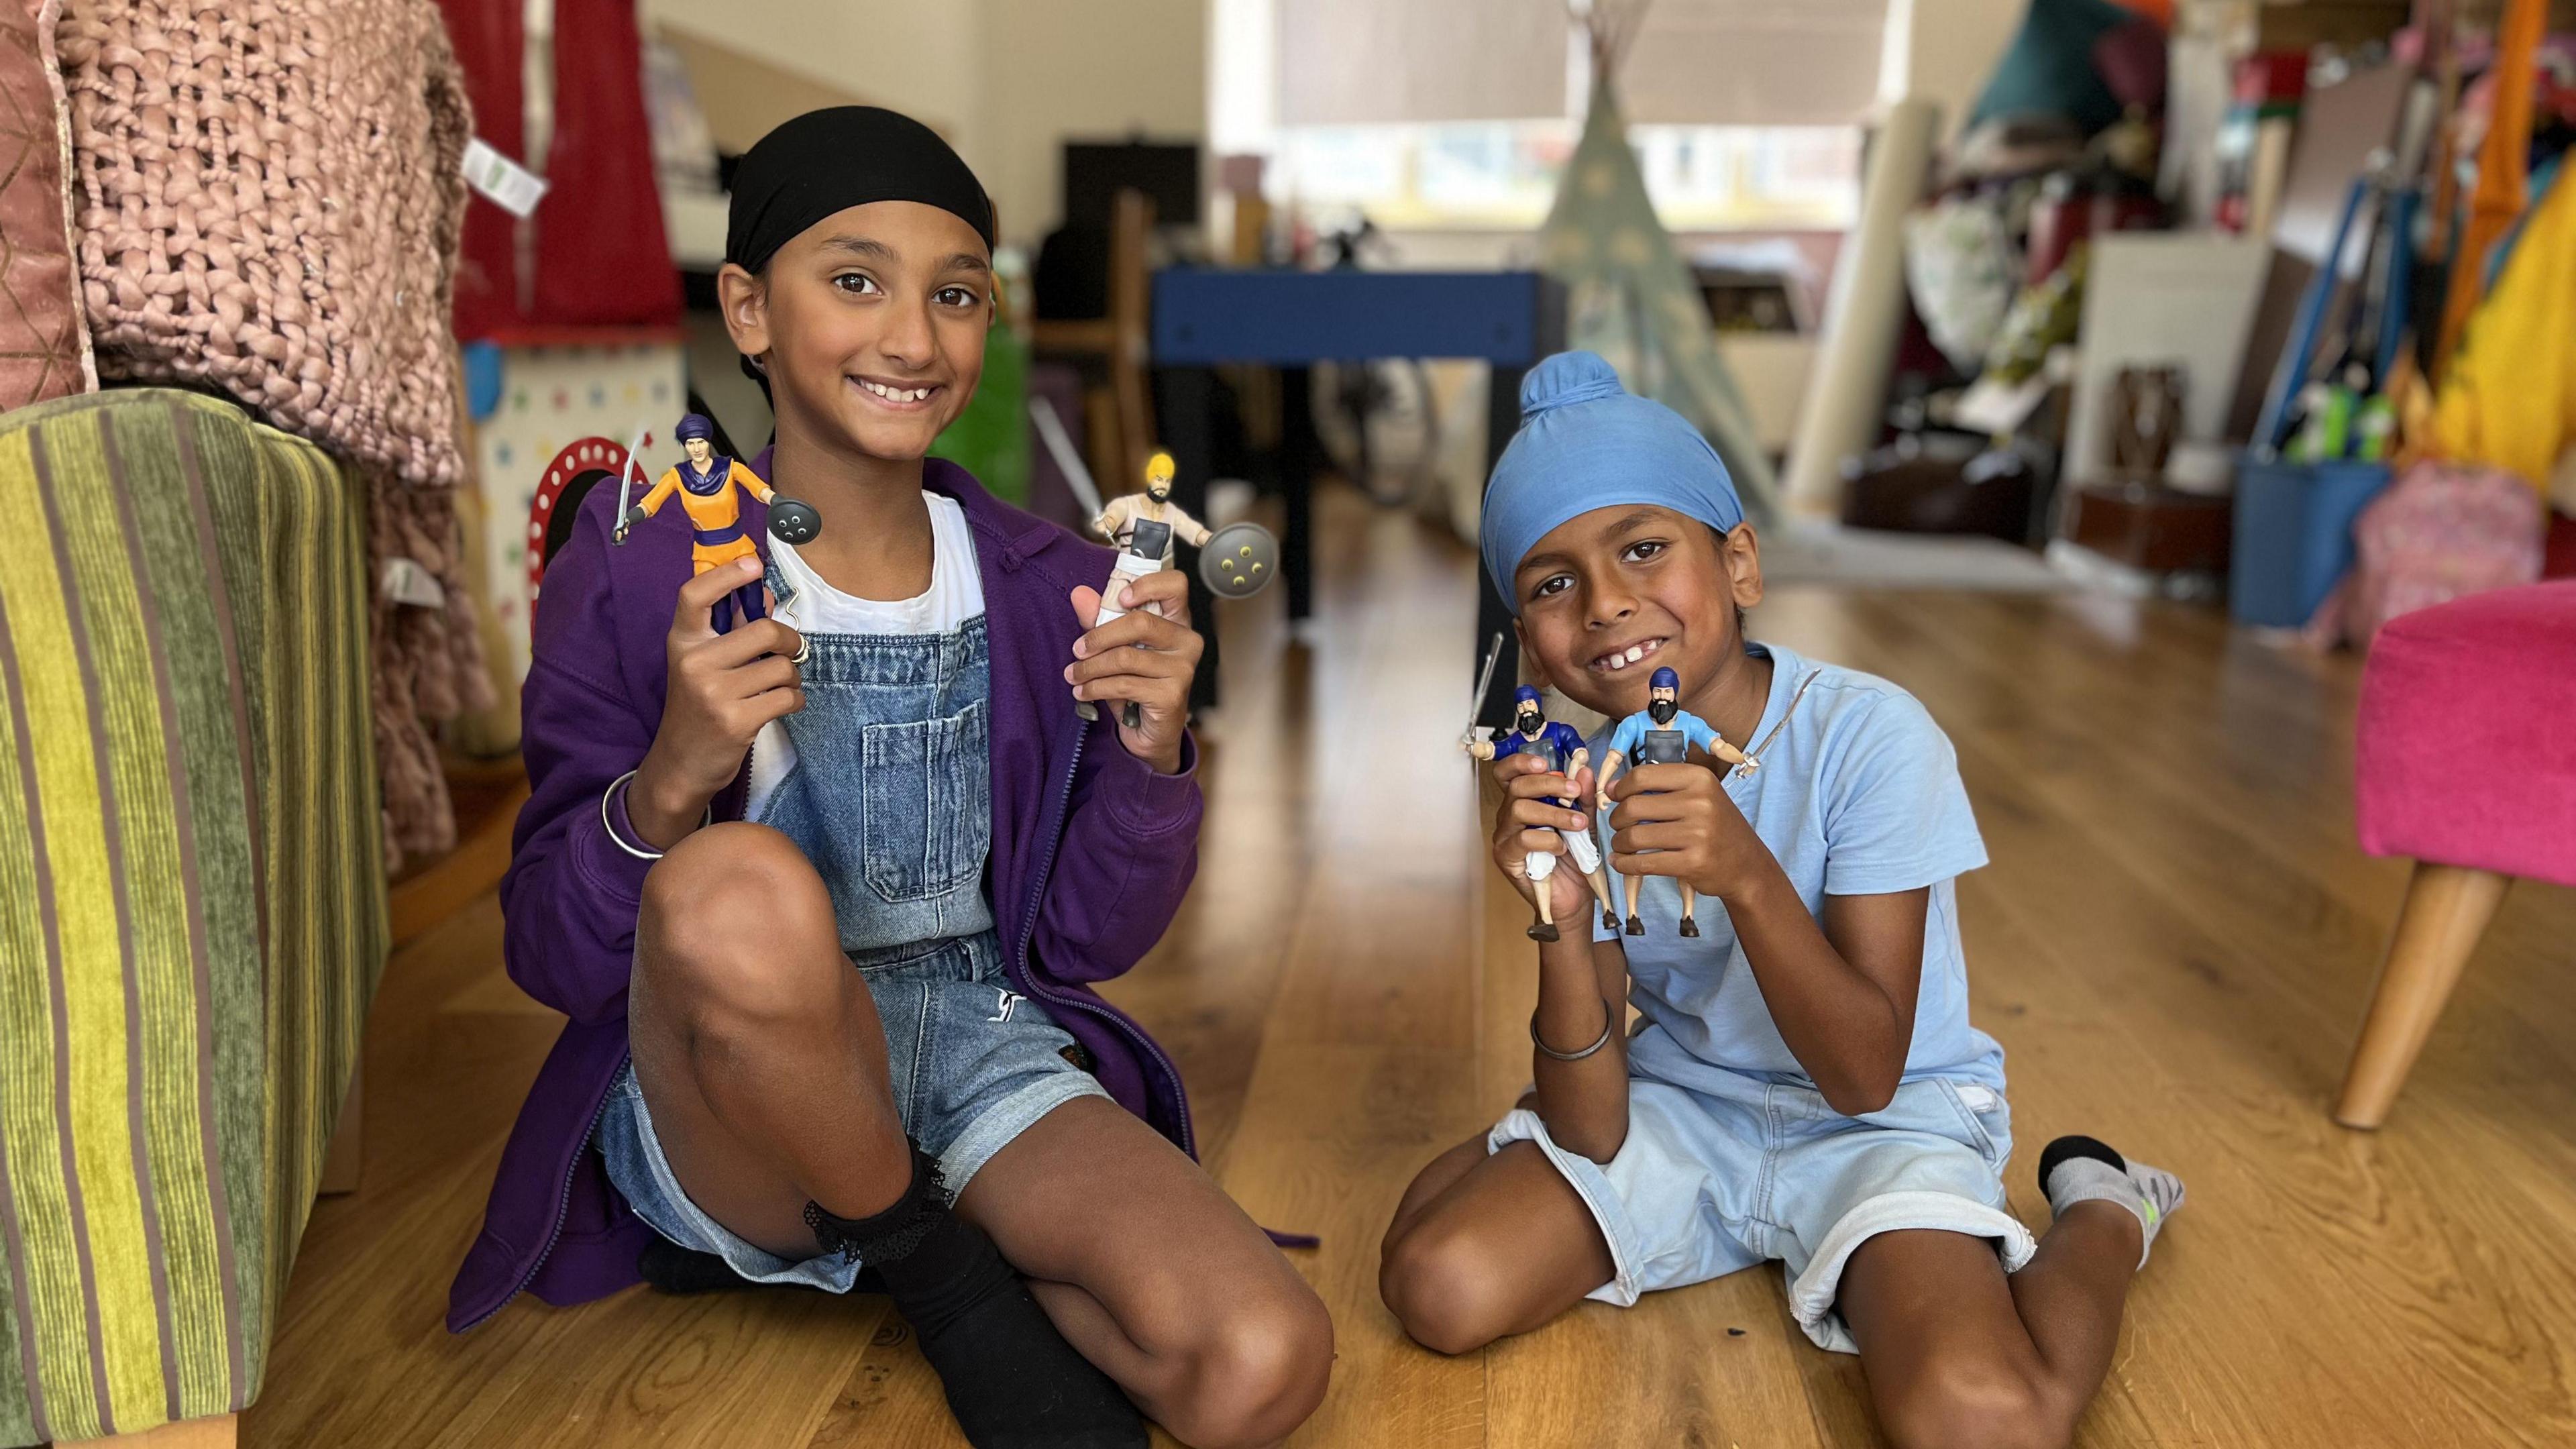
1093, 450, 1212, 562
621, 413, 776, 633
1468, 686, 1620, 941
1597, 665, 1754, 938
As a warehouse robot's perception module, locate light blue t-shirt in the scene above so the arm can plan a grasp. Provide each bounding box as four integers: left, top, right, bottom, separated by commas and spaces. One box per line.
1593, 641, 2004, 1092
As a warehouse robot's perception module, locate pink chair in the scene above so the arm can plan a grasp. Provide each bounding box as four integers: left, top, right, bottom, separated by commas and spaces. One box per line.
2336, 581, 2576, 1127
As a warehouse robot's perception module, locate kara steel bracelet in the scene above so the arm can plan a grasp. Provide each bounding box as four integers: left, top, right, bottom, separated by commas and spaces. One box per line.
1531, 998, 1617, 1061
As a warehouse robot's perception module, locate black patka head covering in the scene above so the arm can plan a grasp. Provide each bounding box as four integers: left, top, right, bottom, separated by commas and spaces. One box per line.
725, 107, 996, 275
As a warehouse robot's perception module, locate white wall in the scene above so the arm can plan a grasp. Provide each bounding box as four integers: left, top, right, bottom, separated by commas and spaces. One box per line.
977, 0, 1208, 245
642, 0, 985, 157
1882, 0, 2027, 138
647, 0, 1205, 250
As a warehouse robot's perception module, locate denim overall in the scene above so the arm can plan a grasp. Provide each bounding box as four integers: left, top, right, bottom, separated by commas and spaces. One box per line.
598, 564, 1107, 1289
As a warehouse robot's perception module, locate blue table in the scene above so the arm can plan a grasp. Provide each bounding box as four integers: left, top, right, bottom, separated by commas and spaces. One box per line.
1152, 268, 1563, 722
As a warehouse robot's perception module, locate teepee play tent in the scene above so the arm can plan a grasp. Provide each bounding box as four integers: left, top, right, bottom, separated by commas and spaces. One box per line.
1534, 1, 1783, 521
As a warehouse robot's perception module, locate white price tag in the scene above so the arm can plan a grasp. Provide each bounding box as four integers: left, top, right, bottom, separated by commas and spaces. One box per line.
380, 557, 447, 610
462, 137, 549, 219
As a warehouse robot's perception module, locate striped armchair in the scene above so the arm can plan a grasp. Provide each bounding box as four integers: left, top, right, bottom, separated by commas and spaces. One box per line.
0, 389, 386, 1446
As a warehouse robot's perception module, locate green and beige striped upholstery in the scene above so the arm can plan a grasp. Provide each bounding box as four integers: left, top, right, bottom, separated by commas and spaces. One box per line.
0, 389, 385, 1444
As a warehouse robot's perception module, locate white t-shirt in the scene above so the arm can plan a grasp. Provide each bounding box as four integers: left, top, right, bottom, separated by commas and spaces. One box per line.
745, 491, 984, 820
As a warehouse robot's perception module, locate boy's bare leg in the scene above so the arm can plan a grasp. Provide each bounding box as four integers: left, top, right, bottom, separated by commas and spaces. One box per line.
961, 1097, 1334, 1448
1835, 1207, 2143, 1449
1379, 1132, 1618, 1354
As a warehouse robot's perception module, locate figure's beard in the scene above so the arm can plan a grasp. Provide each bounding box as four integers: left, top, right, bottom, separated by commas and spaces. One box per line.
1148, 486, 1171, 502
1649, 698, 1676, 725
1514, 710, 1542, 737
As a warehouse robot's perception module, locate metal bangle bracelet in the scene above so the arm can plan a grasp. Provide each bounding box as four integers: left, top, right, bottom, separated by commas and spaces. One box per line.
1531, 998, 1617, 1061
601, 769, 665, 861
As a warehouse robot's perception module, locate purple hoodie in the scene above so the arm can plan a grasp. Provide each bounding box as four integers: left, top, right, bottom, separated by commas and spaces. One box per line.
447, 455, 1202, 1331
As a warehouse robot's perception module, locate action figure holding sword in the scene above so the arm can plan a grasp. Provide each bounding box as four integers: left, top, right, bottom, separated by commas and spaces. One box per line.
1464, 663, 1619, 941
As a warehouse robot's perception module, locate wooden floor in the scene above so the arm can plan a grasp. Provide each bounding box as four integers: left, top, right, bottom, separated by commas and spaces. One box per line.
252, 487, 2576, 1447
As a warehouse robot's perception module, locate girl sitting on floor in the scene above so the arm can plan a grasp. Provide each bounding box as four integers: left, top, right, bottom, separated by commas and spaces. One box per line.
447, 108, 1331, 1449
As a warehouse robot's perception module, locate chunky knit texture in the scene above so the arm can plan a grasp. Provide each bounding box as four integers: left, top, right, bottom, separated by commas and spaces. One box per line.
54, 0, 490, 864
56, 0, 470, 486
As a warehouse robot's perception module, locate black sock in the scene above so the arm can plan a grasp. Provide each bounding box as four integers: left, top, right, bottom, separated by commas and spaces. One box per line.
808, 1147, 1142, 1449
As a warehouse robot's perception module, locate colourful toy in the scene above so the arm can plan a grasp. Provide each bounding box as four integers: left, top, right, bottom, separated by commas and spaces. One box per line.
1468, 685, 1619, 941
1083, 449, 1279, 728
1093, 450, 1213, 560
616, 413, 777, 632
1597, 665, 1754, 937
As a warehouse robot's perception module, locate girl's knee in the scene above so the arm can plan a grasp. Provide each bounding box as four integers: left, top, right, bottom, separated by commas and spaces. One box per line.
638, 823, 836, 1020
1163, 1281, 1333, 1448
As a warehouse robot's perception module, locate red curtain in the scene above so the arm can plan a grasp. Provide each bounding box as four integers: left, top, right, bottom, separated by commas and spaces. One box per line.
534, 0, 681, 327
435, 0, 680, 337
435, 0, 524, 337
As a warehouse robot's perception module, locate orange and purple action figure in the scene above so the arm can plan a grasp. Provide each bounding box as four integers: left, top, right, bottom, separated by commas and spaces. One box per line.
617, 413, 775, 632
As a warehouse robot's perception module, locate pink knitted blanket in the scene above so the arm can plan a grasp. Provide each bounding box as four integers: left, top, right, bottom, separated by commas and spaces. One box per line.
57, 0, 471, 488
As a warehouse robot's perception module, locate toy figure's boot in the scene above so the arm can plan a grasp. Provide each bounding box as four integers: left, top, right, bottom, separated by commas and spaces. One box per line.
1528, 891, 1560, 943
1678, 898, 1701, 938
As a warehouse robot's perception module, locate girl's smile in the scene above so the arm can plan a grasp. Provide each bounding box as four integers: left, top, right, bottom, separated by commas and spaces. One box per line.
851, 374, 945, 410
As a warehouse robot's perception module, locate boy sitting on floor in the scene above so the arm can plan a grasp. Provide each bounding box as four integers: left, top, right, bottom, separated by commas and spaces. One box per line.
1380, 352, 2184, 1449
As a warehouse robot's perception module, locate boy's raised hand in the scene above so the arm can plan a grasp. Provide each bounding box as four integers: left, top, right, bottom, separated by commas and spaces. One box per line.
629, 557, 806, 849
1067, 567, 1202, 775
1489, 752, 1598, 923
1603, 760, 1765, 900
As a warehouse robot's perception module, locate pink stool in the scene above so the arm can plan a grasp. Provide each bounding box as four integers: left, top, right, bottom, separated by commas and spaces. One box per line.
2337, 581, 2576, 1127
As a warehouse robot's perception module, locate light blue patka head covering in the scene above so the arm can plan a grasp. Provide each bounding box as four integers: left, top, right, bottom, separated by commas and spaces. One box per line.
1480, 350, 1743, 611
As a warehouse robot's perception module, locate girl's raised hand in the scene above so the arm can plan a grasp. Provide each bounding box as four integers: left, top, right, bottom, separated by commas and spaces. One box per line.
1066, 567, 1202, 775
629, 557, 805, 849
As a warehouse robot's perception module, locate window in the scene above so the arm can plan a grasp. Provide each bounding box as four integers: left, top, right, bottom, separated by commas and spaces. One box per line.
1230, 0, 1875, 232
1269, 121, 1859, 231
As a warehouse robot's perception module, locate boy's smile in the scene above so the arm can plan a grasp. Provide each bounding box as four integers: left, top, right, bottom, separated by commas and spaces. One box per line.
1589, 635, 1668, 675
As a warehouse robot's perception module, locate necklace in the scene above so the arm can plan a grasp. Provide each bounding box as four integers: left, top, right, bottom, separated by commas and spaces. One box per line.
1731, 669, 1819, 779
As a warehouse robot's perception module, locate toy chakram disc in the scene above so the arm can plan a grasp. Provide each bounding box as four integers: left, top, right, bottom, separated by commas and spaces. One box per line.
1199, 521, 1279, 598
769, 496, 822, 545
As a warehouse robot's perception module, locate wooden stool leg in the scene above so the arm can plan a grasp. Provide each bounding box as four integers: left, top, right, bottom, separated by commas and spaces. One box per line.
2334, 862, 2510, 1129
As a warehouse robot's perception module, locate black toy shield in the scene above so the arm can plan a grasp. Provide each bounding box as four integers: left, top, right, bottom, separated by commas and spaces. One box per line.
1199, 521, 1279, 598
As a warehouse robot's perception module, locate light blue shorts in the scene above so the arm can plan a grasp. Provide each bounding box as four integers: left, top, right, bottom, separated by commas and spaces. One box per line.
598, 932, 1108, 1292
1489, 1063, 2035, 1353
